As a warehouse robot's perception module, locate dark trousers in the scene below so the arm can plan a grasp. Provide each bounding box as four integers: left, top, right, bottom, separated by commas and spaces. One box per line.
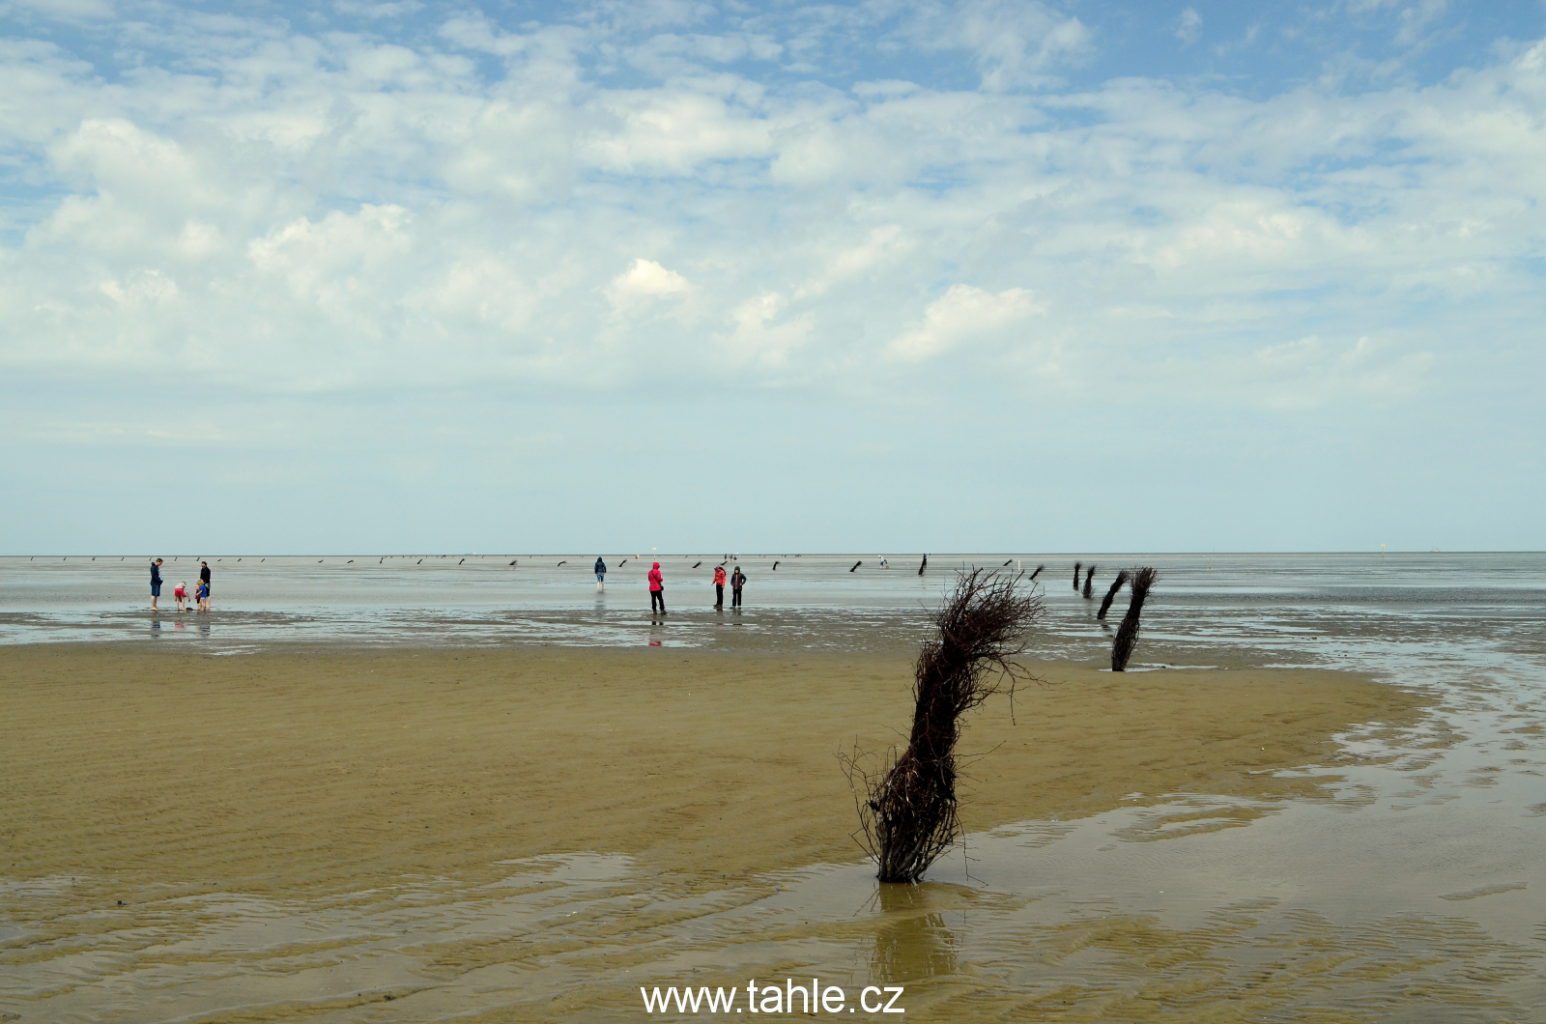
715, 584, 724, 608
732, 587, 742, 608
651, 590, 665, 613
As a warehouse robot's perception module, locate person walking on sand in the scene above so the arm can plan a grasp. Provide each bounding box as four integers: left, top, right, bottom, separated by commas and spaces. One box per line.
149, 558, 164, 611
712, 564, 727, 610
648, 561, 666, 615
594, 556, 607, 590
731, 566, 746, 610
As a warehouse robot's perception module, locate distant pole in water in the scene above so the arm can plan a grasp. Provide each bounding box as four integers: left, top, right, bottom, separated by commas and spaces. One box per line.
850, 560, 862, 573
1097, 571, 1129, 620
1083, 565, 1095, 599
918, 553, 928, 576
1002, 559, 1013, 567
417, 559, 423, 564
556, 560, 566, 566
508, 559, 518, 566
1029, 564, 1044, 581
772, 560, 780, 571
346, 559, 354, 564
460, 558, 466, 565
692, 561, 702, 569
1111, 568, 1157, 672
619, 559, 627, 567
1073, 561, 1082, 591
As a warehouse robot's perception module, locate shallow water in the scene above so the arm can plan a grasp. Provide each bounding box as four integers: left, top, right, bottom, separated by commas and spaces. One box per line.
3, 552, 1546, 1021
4, 551, 1545, 664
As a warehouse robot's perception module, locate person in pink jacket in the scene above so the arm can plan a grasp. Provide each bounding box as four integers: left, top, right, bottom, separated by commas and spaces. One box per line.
712, 564, 727, 610
648, 561, 666, 615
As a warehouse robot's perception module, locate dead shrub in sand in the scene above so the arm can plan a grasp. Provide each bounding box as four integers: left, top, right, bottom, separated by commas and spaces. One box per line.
1111, 567, 1157, 672
844, 570, 1041, 883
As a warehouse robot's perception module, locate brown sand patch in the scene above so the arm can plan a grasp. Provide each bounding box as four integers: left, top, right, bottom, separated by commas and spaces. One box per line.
0, 645, 1423, 896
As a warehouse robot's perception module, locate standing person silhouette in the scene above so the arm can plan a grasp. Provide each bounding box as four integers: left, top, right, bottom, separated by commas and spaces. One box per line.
731, 566, 746, 610
199, 560, 212, 608
594, 556, 607, 590
149, 558, 164, 611
648, 561, 665, 615
712, 564, 726, 610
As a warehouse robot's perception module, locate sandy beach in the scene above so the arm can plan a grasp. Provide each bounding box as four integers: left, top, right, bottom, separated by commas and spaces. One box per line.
0, 643, 1454, 1022
2, 646, 1421, 893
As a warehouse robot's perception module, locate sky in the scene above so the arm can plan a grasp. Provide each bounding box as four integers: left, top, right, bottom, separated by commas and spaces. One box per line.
1, 0, 1542, 554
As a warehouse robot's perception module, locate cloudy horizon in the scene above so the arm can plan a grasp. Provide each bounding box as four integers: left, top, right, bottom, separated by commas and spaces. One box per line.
2, 0, 1542, 554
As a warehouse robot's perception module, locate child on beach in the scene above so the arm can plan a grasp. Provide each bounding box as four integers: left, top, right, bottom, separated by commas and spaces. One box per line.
174, 581, 188, 612
196, 579, 210, 613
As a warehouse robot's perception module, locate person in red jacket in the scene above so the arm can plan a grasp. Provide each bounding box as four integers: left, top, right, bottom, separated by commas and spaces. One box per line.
648, 561, 666, 615
712, 564, 727, 610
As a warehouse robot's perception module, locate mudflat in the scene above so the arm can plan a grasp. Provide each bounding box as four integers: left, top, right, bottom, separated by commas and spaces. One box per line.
1, 645, 1423, 897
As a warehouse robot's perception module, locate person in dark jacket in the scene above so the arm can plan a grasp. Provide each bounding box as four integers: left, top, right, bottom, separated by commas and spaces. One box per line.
150, 558, 164, 611
199, 560, 212, 609
594, 556, 607, 590
731, 566, 746, 610
648, 561, 665, 615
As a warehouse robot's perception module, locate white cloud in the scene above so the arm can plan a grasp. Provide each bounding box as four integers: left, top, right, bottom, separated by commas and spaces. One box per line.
916, 0, 1092, 90
886, 285, 1043, 363
1176, 8, 1202, 46
795, 225, 913, 299
721, 291, 812, 368
585, 89, 770, 173
607, 258, 690, 306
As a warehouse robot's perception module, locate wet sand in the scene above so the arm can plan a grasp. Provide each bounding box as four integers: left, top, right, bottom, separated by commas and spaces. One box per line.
0, 644, 1454, 1022
2, 646, 1420, 896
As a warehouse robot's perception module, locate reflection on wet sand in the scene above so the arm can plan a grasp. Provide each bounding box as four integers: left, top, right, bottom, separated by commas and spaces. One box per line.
871, 883, 960, 986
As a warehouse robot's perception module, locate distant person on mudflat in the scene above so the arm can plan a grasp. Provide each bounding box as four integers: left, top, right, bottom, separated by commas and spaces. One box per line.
648, 561, 666, 615
731, 566, 746, 609
595, 556, 606, 589
712, 564, 727, 610
149, 558, 163, 611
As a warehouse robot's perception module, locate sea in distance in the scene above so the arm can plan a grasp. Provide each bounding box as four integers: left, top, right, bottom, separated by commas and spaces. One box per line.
4, 550, 1546, 1020
4, 550, 1545, 667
